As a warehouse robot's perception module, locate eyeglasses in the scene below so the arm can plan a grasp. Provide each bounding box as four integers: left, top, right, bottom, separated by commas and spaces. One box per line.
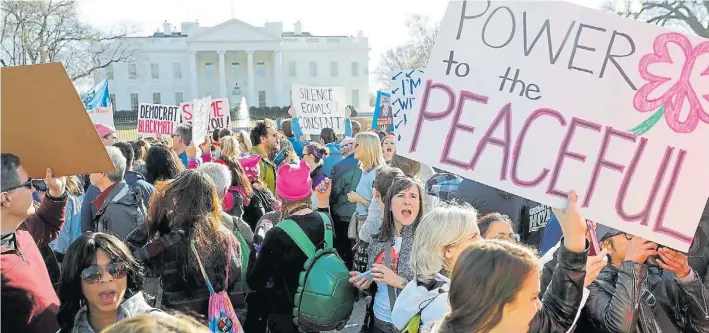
80, 262, 128, 284
2, 179, 33, 192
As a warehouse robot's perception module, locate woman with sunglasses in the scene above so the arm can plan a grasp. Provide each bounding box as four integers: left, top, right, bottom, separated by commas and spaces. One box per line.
57, 232, 162, 333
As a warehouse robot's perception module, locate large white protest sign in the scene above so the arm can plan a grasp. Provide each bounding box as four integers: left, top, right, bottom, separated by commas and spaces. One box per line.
180, 98, 231, 130
192, 96, 211, 146
137, 103, 180, 136
391, 69, 424, 140
81, 79, 114, 127
291, 84, 347, 135
398, 1, 709, 251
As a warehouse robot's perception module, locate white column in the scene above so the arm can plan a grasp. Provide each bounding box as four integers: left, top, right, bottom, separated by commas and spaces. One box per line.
247, 50, 256, 107
218, 50, 227, 98
273, 50, 283, 106
189, 51, 198, 99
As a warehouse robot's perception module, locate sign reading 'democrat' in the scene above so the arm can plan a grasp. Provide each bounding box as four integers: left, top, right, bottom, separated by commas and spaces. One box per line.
398, 0, 709, 251
391, 69, 425, 139
291, 84, 347, 135
180, 98, 231, 131
137, 103, 180, 136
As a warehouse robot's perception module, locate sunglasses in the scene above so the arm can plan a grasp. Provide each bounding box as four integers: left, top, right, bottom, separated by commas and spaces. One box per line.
80, 262, 128, 284
2, 179, 33, 192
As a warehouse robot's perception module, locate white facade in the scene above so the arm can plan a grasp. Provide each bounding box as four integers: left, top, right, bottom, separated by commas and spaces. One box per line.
98, 20, 370, 112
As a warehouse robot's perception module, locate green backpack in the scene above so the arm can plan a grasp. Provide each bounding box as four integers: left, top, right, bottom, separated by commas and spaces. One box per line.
276, 212, 356, 332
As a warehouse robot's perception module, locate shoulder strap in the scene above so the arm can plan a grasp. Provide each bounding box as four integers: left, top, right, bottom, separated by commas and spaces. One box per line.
231, 216, 250, 285
276, 219, 316, 258
385, 249, 398, 311
318, 212, 334, 249
190, 239, 215, 294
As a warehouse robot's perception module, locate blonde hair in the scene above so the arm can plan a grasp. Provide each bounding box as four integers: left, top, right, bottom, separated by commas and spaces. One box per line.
101, 313, 209, 333
412, 204, 479, 282
355, 132, 386, 171
236, 130, 252, 152
220, 136, 241, 159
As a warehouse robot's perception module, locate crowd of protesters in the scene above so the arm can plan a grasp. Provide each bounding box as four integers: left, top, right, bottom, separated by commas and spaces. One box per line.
2, 116, 709, 333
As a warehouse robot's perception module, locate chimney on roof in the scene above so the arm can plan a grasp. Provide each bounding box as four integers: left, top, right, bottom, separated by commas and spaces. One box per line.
163, 21, 171, 35
294, 20, 302, 35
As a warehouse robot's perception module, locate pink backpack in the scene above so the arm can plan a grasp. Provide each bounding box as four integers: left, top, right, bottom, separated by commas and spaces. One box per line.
190, 235, 244, 333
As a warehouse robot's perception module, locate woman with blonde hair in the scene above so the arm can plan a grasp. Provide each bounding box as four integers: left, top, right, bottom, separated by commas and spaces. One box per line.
236, 130, 252, 155
348, 132, 386, 235
102, 313, 209, 333
216, 136, 254, 218
391, 204, 481, 330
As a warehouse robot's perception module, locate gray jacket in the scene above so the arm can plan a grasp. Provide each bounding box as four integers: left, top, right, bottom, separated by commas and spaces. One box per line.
69, 292, 164, 333
95, 181, 148, 240
367, 225, 416, 282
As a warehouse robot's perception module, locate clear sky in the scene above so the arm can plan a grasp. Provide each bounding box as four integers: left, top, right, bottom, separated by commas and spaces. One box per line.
77, 0, 608, 93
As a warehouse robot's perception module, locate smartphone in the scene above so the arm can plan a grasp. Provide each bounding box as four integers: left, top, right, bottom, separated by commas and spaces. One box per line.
355, 270, 373, 281
273, 148, 288, 166
31, 179, 47, 192
587, 220, 600, 256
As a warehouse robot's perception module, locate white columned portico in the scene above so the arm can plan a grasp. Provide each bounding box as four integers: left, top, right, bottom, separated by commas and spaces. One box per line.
189, 51, 198, 99
273, 51, 283, 106
218, 51, 227, 99
246, 50, 256, 107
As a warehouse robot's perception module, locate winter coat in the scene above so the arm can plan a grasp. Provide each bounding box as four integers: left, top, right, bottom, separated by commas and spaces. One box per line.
329, 155, 362, 223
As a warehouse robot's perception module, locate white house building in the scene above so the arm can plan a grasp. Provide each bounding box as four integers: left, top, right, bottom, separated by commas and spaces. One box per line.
98, 20, 370, 112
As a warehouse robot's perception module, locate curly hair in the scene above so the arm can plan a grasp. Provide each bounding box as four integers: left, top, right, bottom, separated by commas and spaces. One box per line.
250, 121, 272, 147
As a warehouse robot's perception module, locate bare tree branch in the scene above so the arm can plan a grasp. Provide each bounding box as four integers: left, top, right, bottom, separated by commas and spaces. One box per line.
374, 14, 439, 88
604, 0, 709, 37
0, 0, 136, 84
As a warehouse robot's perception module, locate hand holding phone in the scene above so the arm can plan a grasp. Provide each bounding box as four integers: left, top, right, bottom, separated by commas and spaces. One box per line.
356, 270, 373, 281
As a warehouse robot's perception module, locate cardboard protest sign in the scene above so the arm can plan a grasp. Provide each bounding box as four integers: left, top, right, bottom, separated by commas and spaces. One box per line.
1, 63, 114, 177
191, 96, 211, 146
137, 103, 180, 137
391, 69, 425, 140
180, 98, 231, 130
291, 84, 347, 135
372, 91, 394, 132
81, 79, 114, 127
398, 1, 709, 251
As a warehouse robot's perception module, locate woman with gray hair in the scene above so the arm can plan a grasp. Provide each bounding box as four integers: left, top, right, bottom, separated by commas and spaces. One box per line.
390, 204, 481, 331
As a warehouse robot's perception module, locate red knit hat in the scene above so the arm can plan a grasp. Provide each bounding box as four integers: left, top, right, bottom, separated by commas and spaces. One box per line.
276, 160, 312, 201
238, 153, 261, 181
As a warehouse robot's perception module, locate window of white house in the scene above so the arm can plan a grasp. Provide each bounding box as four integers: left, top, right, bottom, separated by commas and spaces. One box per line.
231, 63, 240, 77
258, 91, 266, 107
106, 65, 114, 80
288, 61, 297, 77
173, 63, 182, 79
151, 63, 159, 79
309, 62, 317, 77
175, 92, 184, 105
153, 93, 161, 104
351, 89, 360, 108
130, 93, 139, 112
330, 62, 338, 77
205, 63, 214, 79
109, 94, 116, 108
351, 62, 359, 76
256, 62, 266, 78
129, 63, 137, 79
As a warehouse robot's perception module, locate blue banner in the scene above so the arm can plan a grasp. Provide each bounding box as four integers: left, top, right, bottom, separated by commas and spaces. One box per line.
81, 79, 110, 111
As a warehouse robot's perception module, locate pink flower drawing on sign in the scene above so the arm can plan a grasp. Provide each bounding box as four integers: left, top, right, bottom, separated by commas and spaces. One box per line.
631, 32, 709, 135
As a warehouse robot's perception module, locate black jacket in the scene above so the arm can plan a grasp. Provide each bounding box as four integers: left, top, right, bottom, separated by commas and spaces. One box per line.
242, 185, 275, 231
580, 261, 709, 333
528, 242, 589, 333
329, 155, 361, 223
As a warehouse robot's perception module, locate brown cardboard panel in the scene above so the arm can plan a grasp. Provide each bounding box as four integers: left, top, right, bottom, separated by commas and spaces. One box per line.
1, 63, 114, 178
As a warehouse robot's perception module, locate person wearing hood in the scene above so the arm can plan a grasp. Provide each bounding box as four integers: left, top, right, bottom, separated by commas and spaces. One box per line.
391, 204, 481, 331
82, 147, 149, 239
320, 128, 343, 176
81, 143, 154, 234
57, 233, 164, 333
302, 142, 330, 208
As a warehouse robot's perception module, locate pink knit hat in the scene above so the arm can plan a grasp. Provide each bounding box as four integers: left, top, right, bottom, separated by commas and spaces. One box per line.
238, 153, 262, 181
94, 124, 116, 138
276, 160, 312, 201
